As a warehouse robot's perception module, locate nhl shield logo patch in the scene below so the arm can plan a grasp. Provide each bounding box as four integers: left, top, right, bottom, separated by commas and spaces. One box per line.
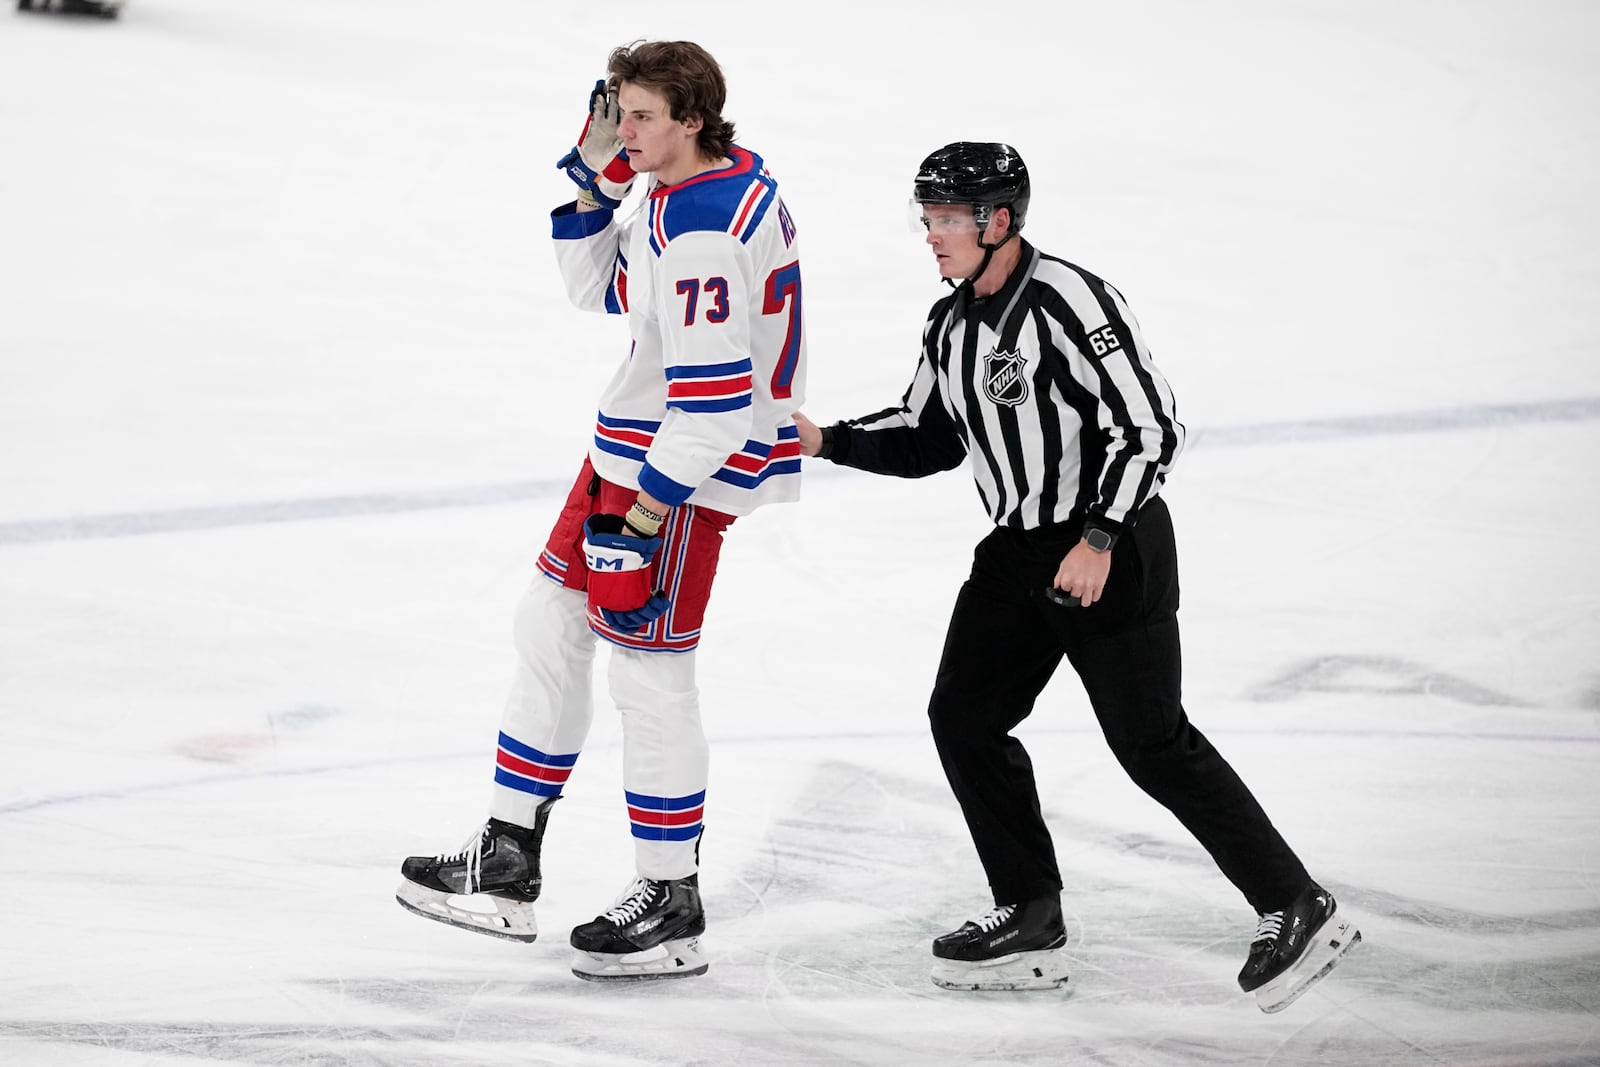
983, 347, 1029, 407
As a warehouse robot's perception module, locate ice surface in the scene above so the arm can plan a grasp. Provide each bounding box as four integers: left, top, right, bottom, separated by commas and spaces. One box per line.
3, 1, 1599, 1064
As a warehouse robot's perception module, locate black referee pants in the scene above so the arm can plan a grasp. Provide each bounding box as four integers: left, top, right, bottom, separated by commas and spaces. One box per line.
926, 497, 1310, 915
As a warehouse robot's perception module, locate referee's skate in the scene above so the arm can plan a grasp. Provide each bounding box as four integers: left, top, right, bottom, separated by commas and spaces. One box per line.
1237, 882, 1361, 1013
929, 896, 1070, 992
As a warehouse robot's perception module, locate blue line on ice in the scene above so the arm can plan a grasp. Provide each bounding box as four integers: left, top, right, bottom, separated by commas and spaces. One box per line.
4, 723, 1598, 816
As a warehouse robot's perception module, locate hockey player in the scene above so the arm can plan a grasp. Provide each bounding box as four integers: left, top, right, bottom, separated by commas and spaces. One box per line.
396, 41, 807, 982
793, 143, 1358, 1011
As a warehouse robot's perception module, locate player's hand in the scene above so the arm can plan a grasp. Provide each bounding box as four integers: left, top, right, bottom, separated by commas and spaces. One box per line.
582, 514, 671, 631
1050, 539, 1112, 607
794, 412, 822, 457
556, 79, 634, 209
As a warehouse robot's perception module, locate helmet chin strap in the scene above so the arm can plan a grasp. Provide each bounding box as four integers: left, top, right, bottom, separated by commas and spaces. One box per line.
945, 225, 1019, 292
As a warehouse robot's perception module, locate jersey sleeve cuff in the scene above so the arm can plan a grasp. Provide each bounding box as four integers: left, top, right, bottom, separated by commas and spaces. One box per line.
552, 201, 614, 239
1084, 510, 1130, 537
638, 462, 694, 508
823, 422, 853, 464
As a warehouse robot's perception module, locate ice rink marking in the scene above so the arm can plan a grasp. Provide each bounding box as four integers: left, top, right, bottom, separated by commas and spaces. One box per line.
4, 722, 1596, 817
2, 396, 1597, 546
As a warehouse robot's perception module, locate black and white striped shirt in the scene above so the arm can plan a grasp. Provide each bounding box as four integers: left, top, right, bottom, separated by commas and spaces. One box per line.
829, 240, 1185, 533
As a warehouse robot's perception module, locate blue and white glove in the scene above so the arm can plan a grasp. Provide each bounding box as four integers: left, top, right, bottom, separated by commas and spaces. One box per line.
556, 79, 635, 209
582, 514, 671, 631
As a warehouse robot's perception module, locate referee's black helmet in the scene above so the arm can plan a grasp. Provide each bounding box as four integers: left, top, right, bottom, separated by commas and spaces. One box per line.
912, 142, 1030, 231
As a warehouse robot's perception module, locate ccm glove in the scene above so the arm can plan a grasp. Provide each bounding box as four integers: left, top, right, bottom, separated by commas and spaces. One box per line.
556, 79, 635, 209
582, 514, 671, 631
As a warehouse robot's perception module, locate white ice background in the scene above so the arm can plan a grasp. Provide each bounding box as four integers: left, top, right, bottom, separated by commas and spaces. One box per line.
2, 1, 1599, 1064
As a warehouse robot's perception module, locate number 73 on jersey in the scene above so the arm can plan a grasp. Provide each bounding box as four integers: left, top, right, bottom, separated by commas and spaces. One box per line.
673, 261, 802, 400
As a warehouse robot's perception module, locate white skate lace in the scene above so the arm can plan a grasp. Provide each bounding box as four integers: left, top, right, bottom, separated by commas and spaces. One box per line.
433, 824, 489, 892
971, 904, 1017, 932
602, 879, 659, 924
1252, 910, 1284, 945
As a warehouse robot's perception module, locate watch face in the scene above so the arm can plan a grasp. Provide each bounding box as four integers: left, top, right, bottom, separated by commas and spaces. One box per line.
1086, 528, 1113, 552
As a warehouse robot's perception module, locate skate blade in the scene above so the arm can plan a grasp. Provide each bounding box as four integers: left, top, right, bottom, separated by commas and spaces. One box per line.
1256, 917, 1361, 1013
394, 880, 538, 943
571, 936, 708, 982
931, 948, 1070, 992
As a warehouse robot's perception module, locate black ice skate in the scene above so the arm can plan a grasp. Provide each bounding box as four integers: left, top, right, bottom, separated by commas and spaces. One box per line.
569, 874, 708, 981
1237, 881, 1361, 1013
930, 895, 1070, 991
394, 798, 557, 943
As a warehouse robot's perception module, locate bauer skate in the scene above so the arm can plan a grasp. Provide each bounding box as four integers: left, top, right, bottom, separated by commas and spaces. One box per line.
930, 895, 1070, 991
1238, 881, 1361, 1013
569, 874, 708, 981
395, 797, 557, 943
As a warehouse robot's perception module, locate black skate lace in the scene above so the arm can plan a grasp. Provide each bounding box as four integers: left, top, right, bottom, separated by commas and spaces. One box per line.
602, 878, 658, 924
972, 905, 1016, 932
1253, 910, 1284, 944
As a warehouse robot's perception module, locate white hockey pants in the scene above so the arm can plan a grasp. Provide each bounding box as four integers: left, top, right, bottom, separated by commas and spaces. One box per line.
488, 576, 707, 880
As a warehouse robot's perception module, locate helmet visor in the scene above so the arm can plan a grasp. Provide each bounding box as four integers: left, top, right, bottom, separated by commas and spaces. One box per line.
908, 200, 982, 236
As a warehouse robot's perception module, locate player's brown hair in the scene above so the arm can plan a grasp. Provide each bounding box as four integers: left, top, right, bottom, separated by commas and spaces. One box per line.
607, 41, 737, 161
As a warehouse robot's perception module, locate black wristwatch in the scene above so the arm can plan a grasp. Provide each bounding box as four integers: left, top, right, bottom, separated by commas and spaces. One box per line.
1083, 525, 1117, 553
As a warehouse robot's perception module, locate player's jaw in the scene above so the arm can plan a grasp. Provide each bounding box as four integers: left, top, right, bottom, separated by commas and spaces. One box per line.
622, 137, 696, 183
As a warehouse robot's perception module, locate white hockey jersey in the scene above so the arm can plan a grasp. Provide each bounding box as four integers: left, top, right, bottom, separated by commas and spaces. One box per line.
551, 146, 806, 517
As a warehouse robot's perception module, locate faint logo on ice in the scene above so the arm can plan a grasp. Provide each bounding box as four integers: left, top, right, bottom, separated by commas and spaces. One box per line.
173, 702, 341, 764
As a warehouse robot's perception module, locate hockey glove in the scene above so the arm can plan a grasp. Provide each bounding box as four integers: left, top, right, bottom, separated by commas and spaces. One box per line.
582, 514, 671, 631
556, 79, 635, 209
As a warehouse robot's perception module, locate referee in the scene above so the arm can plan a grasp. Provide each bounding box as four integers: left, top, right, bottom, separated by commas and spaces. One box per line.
794, 142, 1359, 1009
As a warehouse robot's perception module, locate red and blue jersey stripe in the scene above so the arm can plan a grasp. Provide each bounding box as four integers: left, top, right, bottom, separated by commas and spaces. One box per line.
594, 415, 798, 493
711, 423, 801, 489
606, 251, 628, 315
593, 412, 658, 463
665, 358, 753, 413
